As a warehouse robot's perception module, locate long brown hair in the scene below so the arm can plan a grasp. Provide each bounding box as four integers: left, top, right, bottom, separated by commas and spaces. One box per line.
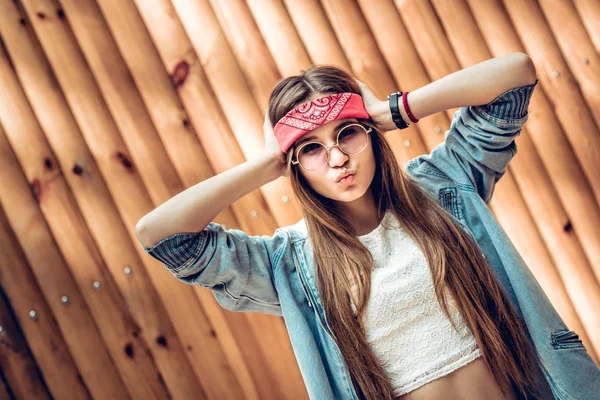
268, 65, 542, 399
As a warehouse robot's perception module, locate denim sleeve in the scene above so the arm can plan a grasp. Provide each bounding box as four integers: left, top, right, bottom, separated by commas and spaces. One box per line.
142, 222, 285, 316
407, 78, 539, 203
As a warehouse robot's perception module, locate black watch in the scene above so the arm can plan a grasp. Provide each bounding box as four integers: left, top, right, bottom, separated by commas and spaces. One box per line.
387, 91, 409, 129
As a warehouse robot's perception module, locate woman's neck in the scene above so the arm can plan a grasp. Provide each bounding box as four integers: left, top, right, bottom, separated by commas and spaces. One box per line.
337, 189, 381, 236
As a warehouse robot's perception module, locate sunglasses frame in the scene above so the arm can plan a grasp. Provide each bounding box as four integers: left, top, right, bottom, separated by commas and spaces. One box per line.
291, 123, 372, 172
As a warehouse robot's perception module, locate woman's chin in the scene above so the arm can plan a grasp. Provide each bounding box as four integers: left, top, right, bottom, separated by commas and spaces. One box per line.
329, 186, 366, 203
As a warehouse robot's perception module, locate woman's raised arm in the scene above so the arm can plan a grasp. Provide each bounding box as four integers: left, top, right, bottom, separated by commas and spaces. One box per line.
367, 52, 537, 132
135, 111, 284, 249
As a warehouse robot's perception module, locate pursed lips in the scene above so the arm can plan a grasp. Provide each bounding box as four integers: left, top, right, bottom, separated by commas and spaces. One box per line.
335, 172, 355, 183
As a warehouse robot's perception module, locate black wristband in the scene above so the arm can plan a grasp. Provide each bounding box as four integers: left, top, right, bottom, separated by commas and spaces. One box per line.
387, 92, 409, 130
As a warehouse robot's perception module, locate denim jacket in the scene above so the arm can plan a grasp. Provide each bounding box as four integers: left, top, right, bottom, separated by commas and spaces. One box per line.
142, 78, 600, 400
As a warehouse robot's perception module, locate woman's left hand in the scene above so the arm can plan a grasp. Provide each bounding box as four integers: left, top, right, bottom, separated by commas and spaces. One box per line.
356, 80, 397, 133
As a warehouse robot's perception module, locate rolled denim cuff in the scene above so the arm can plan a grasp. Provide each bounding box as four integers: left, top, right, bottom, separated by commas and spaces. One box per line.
478, 78, 539, 121
143, 231, 204, 273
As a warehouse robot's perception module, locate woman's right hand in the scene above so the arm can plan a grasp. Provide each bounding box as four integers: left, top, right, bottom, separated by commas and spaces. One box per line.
263, 109, 286, 176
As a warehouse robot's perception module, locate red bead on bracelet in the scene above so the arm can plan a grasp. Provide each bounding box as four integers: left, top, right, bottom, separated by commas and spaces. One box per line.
402, 91, 419, 123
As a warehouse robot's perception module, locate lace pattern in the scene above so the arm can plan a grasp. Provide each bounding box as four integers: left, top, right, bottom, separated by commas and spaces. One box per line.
355, 211, 482, 396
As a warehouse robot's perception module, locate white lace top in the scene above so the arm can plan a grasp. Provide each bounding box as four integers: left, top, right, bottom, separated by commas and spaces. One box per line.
354, 210, 482, 397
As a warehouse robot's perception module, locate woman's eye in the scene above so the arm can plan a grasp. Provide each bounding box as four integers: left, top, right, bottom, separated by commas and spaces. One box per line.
301, 143, 321, 153
339, 127, 359, 140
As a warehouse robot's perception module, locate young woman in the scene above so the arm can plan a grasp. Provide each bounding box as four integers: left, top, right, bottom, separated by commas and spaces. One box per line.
137, 53, 600, 400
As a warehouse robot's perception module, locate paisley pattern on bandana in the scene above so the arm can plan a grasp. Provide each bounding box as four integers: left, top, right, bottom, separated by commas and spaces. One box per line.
286, 93, 350, 126
274, 92, 369, 153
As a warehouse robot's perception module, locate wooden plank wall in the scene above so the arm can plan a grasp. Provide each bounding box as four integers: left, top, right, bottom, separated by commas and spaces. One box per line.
0, 0, 598, 398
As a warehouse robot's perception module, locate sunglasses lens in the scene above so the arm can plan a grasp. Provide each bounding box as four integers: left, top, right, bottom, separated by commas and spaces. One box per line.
338, 125, 368, 154
298, 143, 328, 171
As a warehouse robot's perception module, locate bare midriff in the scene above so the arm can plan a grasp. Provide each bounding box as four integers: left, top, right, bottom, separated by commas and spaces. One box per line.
395, 357, 518, 400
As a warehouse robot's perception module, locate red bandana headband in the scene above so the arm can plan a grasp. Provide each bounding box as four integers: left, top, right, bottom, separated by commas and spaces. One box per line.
274, 92, 369, 153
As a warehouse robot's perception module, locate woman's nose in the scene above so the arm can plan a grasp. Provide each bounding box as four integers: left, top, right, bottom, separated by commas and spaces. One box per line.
328, 145, 349, 167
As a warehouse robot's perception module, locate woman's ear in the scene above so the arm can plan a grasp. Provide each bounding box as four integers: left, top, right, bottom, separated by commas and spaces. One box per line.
283, 149, 295, 178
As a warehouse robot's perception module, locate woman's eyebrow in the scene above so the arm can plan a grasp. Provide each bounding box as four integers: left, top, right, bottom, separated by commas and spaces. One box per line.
296, 121, 355, 146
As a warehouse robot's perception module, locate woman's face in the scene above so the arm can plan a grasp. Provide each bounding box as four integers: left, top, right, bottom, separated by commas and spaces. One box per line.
291, 117, 376, 203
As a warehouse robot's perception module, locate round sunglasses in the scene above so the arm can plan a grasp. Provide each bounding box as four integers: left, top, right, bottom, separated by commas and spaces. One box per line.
291, 123, 372, 171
